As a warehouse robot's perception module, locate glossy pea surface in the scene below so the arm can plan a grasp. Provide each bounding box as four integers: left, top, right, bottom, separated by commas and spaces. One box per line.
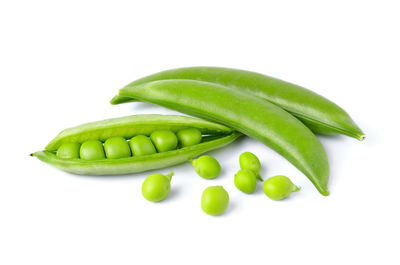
191, 155, 221, 179
201, 186, 229, 216
150, 130, 178, 152
57, 142, 80, 159
142, 172, 173, 202
80, 140, 105, 160
104, 137, 131, 159
177, 128, 202, 147
129, 135, 156, 156
234, 169, 257, 194
263, 175, 300, 200
239, 152, 262, 181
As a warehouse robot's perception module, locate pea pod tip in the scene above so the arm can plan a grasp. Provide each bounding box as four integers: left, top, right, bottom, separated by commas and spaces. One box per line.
321, 190, 330, 196
110, 95, 119, 105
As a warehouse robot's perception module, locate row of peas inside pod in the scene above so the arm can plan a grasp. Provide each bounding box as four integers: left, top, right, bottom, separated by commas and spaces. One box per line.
32, 115, 241, 176
56, 128, 203, 160
142, 152, 300, 216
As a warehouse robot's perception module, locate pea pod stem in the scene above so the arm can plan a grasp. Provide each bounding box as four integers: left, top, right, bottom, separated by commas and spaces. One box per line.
118, 79, 330, 195
292, 185, 301, 192
165, 171, 173, 182
111, 66, 364, 140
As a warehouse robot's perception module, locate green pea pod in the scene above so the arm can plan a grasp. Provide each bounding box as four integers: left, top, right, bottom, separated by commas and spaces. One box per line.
111, 67, 364, 140
32, 114, 241, 175
118, 80, 330, 195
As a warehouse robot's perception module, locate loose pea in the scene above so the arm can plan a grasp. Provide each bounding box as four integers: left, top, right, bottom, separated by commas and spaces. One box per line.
239, 152, 263, 181
129, 135, 157, 156
234, 169, 257, 194
142, 172, 173, 202
104, 137, 131, 159
201, 186, 229, 216
57, 142, 80, 159
150, 130, 178, 152
80, 140, 105, 160
177, 128, 202, 147
263, 175, 300, 200
191, 155, 221, 179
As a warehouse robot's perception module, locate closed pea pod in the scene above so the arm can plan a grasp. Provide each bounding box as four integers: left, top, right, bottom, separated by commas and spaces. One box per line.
117, 80, 330, 195
31, 115, 241, 175
111, 66, 364, 140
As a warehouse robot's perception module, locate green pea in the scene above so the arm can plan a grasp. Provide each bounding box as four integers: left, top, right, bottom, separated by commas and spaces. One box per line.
234, 169, 257, 194
191, 155, 221, 179
239, 152, 263, 181
201, 186, 229, 216
129, 135, 157, 156
80, 140, 105, 160
177, 128, 202, 147
142, 172, 173, 202
263, 175, 300, 200
56, 142, 80, 159
150, 130, 178, 152
104, 137, 131, 159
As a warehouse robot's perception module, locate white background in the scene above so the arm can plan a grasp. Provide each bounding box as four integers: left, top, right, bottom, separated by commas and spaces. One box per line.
1, 1, 399, 264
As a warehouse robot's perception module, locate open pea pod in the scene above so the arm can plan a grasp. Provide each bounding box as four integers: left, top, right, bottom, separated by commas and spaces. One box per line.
111, 66, 364, 140
32, 114, 241, 175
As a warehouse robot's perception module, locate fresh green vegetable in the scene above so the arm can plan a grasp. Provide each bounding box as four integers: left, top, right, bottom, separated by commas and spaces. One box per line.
191, 155, 221, 179
31, 115, 241, 175
111, 66, 364, 140
177, 128, 202, 147
129, 135, 156, 156
201, 186, 229, 216
104, 136, 131, 159
239, 152, 263, 181
263, 175, 300, 200
117, 80, 330, 195
150, 130, 178, 152
142, 172, 173, 202
80, 140, 105, 160
56, 142, 80, 159
234, 169, 257, 194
